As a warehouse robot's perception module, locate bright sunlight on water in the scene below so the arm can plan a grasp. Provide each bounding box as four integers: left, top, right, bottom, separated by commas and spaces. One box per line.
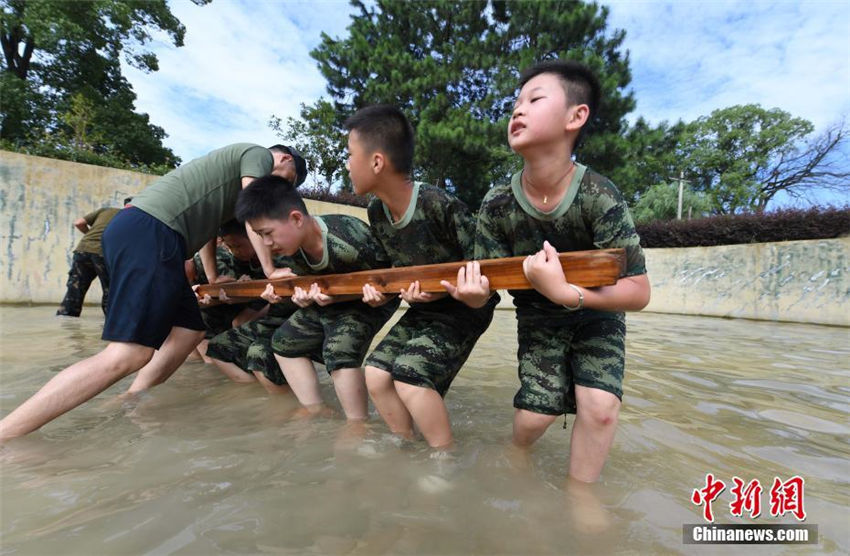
1, 306, 848, 554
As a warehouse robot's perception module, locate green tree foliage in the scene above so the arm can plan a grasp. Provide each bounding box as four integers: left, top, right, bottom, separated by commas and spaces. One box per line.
607, 117, 687, 203
679, 104, 849, 213
60, 92, 103, 150
282, 0, 634, 207
270, 100, 349, 191
631, 181, 712, 223
0, 0, 207, 169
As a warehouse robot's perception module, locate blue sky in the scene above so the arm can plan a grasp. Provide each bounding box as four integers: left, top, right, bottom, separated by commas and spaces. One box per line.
122, 0, 850, 207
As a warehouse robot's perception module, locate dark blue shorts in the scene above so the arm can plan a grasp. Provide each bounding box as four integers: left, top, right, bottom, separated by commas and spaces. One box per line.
102, 207, 205, 348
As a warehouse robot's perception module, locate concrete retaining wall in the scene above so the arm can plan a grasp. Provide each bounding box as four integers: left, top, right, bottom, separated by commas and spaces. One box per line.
642, 238, 849, 326
2, 150, 847, 325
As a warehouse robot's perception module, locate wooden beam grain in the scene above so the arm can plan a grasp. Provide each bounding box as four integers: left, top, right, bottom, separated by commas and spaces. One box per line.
196, 248, 626, 301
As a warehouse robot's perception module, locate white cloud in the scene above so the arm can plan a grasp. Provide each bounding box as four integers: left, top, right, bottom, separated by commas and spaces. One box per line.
122, 0, 354, 162
605, 0, 850, 130
604, 0, 850, 206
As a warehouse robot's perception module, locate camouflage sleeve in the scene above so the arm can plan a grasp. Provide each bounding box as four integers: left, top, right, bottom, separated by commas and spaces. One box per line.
445, 196, 476, 261
474, 195, 513, 260
215, 246, 237, 277
272, 254, 307, 275
343, 216, 391, 270
368, 226, 392, 269
366, 199, 393, 263
192, 252, 208, 284
590, 184, 647, 277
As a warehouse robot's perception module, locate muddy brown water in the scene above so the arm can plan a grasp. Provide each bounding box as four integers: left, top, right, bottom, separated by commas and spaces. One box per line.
1, 306, 847, 554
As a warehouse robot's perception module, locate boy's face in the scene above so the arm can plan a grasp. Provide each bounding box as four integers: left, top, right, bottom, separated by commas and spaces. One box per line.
346, 130, 375, 195
220, 233, 256, 262
508, 72, 576, 153
247, 213, 304, 256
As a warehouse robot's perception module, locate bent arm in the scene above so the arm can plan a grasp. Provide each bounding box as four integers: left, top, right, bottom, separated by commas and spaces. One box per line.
565, 273, 650, 313
240, 175, 276, 277
198, 240, 218, 284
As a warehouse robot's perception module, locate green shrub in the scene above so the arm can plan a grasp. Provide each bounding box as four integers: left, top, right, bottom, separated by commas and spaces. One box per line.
1, 142, 172, 176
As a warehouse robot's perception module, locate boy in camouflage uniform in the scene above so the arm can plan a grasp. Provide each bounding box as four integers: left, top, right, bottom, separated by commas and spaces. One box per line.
204, 252, 310, 394
346, 105, 498, 449
188, 220, 268, 361
465, 60, 650, 483
229, 175, 399, 418
56, 198, 130, 316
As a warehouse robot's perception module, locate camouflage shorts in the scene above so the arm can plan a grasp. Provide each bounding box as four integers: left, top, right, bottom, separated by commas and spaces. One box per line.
365, 306, 491, 397
271, 302, 395, 373
205, 310, 293, 385
515, 317, 626, 415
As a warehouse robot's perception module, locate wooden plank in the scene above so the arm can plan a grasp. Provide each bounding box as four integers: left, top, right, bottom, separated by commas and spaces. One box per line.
195, 248, 626, 300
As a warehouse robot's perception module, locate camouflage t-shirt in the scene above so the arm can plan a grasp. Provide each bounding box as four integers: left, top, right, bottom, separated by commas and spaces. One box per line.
287, 213, 398, 316
271, 253, 310, 277
192, 248, 308, 285
258, 253, 309, 318
475, 163, 646, 325
368, 182, 496, 322
295, 214, 391, 275
218, 249, 265, 282
191, 246, 243, 286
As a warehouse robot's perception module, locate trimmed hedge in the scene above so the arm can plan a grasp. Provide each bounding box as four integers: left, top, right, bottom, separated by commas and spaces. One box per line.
637, 207, 850, 248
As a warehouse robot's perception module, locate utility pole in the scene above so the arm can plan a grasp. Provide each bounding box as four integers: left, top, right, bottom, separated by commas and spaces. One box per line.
670, 171, 687, 220
676, 171, 684, 220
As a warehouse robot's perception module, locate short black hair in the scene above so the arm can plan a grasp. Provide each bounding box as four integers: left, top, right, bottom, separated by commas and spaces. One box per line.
235, 175, 308, 223
519, 59, 601, 128
344, 105, 414, 175
219, 218, 247, 238
123, 197, 133, 205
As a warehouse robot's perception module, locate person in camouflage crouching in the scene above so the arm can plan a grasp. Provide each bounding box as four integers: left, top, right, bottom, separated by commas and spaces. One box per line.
188, 219, 269, 361
210, 176, 399, 420
203, 252, 309, 394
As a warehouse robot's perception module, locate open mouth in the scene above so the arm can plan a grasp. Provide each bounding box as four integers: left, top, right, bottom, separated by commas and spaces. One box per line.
509, 121, 525, 135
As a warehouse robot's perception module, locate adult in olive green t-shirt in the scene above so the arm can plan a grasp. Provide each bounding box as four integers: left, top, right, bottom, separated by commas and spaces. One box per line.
0, 143, 306, 441
132, 143, 307, 284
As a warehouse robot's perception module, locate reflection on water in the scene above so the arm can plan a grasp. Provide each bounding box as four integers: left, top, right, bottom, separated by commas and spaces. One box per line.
1, 306, 848, 554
